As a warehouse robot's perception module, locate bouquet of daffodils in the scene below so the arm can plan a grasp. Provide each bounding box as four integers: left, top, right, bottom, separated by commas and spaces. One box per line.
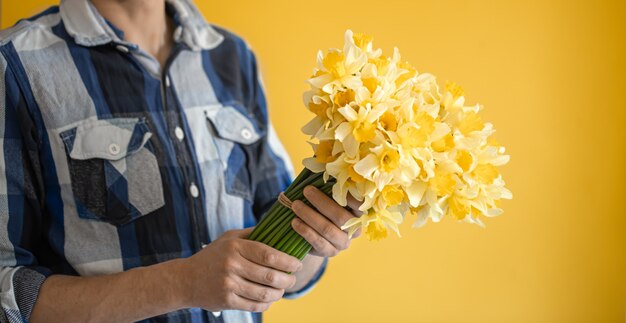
248, 30, 511, 258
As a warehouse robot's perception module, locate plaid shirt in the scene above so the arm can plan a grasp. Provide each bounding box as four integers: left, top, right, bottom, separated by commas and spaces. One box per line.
0, 0, 326, 322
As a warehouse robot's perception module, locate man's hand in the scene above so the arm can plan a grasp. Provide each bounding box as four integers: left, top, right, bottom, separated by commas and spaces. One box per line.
30, 195, 354, 323
291, 186, 362, 257
180, 228, 303, 312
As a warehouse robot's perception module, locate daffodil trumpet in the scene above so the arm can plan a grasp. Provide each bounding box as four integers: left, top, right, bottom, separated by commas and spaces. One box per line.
248, 30, 511, 260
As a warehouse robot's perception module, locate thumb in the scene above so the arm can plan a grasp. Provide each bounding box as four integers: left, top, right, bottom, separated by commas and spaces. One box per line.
230, 226, 255, 239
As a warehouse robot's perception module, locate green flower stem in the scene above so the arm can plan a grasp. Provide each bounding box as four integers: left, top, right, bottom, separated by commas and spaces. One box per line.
249, 203, 284, 240
294, 240, 312, 260
291, 242, 306, 259
257, 206, 292, 243
264, 213, 295, 246
270, 183, 329, 247
297, 244, 310, 259
259, 186, 321, 244
266, 199, 311, 247
249, 206, 283, 241
253, 174, 325, 242
280, 224, 308, 251
277, 184, 334, 254
295, 243, 308, 259
249, 169, 314, 240
248, 168, 336, 261
264, 198, 313, 247
262, 214, 297, 247
279, 235, 299, 256
286, 171, 321, 196
284, 235, 303, 255
260, 200, 304, 243
275, 229, 297, 250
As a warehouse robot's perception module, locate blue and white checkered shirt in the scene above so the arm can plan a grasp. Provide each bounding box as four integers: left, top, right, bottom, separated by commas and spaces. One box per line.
0, 0, 326, 322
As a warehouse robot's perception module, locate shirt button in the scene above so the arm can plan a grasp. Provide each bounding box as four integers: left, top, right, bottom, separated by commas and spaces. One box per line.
241, 128, 252, 140
164, 75, 171, 87
189, 183, 199, 198
212, 312, 221, 318
108, 143, 120, 155
174, 126, 184, 141
115, 45, 130, 53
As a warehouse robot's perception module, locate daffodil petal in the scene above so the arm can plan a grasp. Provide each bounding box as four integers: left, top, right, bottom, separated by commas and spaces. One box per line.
354, 154, 378, 178
338, 106, 358, 122
343, 135, 359, 158
332, 181, 348, 206
303, 157, 326, 173
308, 74, 333, 91
405, 181, 427, 207
301, 116, 325, 136
335, 122, 352, 141
340, 217, 362, 231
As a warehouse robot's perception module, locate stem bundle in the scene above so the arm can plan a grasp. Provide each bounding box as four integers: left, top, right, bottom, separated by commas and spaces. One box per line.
248, 169, 334, 260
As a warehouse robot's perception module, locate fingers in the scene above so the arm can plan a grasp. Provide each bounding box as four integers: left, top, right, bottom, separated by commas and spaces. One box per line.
238, 240, 303, 273
303, 186, 356, 228
227, 293, 272, 313
236, 257, 297, 290
291, 217, 341, 257
346, 195, 364, 216
232, 276, 285, 304
229, 227, 255, 239
292, 200, 350, 251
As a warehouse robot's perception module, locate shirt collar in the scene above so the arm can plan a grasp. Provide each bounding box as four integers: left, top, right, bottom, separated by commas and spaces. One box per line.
59, 0, 224, 50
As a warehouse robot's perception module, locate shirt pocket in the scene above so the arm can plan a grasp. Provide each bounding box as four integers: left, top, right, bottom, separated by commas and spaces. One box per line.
59, 117, 165, 226
204, 104, 262, 201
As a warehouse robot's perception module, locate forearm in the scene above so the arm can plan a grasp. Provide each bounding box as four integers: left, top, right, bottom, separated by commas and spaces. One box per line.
30, 258, 188, 323
286, 254, 325, 293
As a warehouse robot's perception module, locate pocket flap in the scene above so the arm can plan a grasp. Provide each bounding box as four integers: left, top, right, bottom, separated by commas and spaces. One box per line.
60, 118, 152, 161
205, 105, 261, 145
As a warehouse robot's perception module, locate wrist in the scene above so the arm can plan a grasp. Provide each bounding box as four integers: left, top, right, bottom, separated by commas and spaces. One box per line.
160, 257, 194, 310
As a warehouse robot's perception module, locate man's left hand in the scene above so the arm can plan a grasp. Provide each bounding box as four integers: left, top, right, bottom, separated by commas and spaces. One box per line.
290, 185, 362, 257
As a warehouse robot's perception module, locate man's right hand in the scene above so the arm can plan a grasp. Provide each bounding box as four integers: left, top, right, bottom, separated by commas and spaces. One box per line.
179, 227, 303, 312
30, 227, 301, 322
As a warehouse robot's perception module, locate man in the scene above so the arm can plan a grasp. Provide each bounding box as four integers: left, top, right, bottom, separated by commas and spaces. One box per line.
0, 0, 360, 322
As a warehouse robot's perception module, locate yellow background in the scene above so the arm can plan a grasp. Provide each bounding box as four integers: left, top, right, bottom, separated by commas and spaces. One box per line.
3, 0, 625, 322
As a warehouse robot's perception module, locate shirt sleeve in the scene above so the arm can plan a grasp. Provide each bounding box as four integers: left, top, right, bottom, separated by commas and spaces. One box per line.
244, 47, 294, 220
282, 257, 328, 299
0, 53, 49, 323
243, 46, 328, 299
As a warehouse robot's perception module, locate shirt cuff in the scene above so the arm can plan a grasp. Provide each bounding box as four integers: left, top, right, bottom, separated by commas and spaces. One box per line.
1, 267, 49, 323
283, 257, 328, 300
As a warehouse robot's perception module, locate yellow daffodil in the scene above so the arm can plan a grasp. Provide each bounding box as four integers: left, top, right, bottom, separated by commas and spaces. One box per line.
382, 185, 404, 206
341, 208, 403, 240
301, 30, 511, 238
353, 142, 420, 191
351, 32, 382, 59
308, 31, 368, 94
325, 152, 376, 206
334, 104, 387, 157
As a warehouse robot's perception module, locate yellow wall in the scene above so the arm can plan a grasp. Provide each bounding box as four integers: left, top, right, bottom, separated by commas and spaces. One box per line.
3, 1, 626, 322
